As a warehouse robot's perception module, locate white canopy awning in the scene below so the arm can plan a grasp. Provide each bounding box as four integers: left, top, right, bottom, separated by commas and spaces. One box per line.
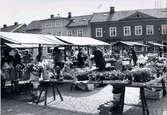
55, 36, 110, 46
113, 41, 148, 47
0, 32, 67, 45
5, 43, 39, 48
148, 42, 165, 47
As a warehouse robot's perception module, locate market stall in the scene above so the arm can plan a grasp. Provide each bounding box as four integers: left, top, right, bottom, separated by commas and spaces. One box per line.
1, 32, 166, 115
147, 41, 165, 53
1, 32, 111, 103
112, 41, 148, 54
86, 56, 166, 115
0, 32, 67, 96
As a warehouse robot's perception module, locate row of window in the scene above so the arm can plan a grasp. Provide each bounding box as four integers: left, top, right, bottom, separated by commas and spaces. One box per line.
67, 30, 83, 37
44, 29, 84, 37
42, 21, 63, 28
96, 24, 167, 37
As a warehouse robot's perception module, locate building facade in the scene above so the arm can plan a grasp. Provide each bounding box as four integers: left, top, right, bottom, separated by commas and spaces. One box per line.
90, 7, 167, 46
26, 13, 92, 37
66, 15, 92, 37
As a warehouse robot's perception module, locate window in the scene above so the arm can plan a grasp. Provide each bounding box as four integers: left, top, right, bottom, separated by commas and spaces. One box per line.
77, 30, 83, 37
55, 21, 61, 26
109, 27, 117, 37
123, 26, 131, 36
68, 31, 72, 36
96, 28, 103, 37
135, 25, 142, 36
146, 25, 154, 35
161, 24, 167, 35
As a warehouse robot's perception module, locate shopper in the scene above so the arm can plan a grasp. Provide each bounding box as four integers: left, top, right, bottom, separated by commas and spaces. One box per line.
130, 47, 138, 66
122, 48, 128, 58
92, 47, 106, 70
159, 47, 163, 57
36, 45, 43, 62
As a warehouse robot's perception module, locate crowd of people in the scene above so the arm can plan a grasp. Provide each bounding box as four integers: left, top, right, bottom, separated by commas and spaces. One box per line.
1, 48, 32, 93
1, 46, 139, 83
1, 45, 164, 104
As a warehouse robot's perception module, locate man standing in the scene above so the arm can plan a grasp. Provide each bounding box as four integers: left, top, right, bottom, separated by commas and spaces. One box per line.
130, 47, 138, 66
92, 47, 106, 70
77, 48, 86, 67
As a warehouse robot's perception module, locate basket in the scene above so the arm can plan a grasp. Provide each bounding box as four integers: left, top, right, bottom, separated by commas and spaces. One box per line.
144, 88, 163, 100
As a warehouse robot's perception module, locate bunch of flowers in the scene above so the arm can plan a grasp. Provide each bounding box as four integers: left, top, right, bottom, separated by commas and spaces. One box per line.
27, 63, 43, 73
15, 63, 25, 70
131, 68, 155, 82
89, 70, 127, 81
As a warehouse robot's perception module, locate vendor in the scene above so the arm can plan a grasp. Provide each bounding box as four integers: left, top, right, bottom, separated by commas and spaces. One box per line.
23, 49, 32, 64
53, 47, 64, 79
13, 49, 22, 67
91, 47, 106, 70
77, 48, 86, 67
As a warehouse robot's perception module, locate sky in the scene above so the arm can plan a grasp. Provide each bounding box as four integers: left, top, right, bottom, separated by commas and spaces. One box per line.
0, 0, 166, 27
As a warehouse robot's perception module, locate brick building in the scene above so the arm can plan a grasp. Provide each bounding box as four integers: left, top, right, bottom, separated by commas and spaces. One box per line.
90, 7, 167, 46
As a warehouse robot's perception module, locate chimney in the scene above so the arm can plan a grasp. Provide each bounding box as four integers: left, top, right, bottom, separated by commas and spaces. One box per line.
68, 12, 72, 18
110, 6, 115, 14
50, 14, 54, 19
3, 24, 7, 28
14, 22, 18, 25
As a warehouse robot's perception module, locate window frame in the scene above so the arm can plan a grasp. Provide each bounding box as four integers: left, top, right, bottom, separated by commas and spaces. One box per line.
146, 25, 154, 35
68, 31, 72, 36
161, 24, 167, 35
135, 25, 142, 36
123, 26, 131, 36
95, 28, 103, 37
109, 27, 117, 37
77, 29, 83, 37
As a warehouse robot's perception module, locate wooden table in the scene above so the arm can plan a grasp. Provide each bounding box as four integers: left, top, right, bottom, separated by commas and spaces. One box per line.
89, 75, 166, 115
36, 79, 74, 106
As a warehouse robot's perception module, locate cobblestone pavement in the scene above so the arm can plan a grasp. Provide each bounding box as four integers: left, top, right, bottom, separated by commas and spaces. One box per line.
1, 84, 167, 115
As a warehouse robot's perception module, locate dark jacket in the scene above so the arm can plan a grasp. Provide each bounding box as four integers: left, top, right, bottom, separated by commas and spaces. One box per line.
77, 52, 85, 67
13, 53, 21, 67
93, 49, 106, 70
131, 49, 137, 61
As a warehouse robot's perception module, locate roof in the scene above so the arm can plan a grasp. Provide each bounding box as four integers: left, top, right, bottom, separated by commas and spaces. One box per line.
0, 32, 67, 45
26, 17, 70, 31
55, 36, 109, 46
26, 20, 43, 30
91, 8, 167, 22
148, 42, 165, 47
113, 41, 148, 46
67, 15, 92, 27
0, 24, 26, 32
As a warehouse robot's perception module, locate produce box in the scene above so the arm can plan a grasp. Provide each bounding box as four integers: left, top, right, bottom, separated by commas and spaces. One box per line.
144, 88, 163, 100
75, 80, 95, 91
87, 83, 95, 91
